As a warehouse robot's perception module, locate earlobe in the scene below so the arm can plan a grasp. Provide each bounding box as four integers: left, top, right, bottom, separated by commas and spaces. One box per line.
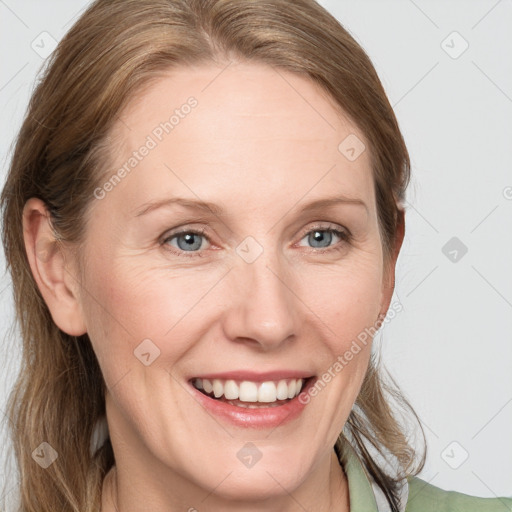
22, 198, 87, 336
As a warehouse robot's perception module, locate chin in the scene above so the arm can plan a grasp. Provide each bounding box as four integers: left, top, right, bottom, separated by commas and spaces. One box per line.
206, 469, 304, 503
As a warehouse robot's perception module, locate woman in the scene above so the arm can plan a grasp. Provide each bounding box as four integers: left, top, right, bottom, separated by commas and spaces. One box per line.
0, 0, 510, 510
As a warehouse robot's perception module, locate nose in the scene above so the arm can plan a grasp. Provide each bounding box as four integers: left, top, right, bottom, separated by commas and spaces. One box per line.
222, 245, 298, 351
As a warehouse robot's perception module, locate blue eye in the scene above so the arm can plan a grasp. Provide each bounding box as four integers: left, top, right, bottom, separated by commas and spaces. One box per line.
162, 228, 210, 258
161, 224, 350, 258
297, 226, 350, 251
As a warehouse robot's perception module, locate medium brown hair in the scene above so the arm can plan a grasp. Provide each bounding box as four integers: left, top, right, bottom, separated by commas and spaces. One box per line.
0, 0, 425, 510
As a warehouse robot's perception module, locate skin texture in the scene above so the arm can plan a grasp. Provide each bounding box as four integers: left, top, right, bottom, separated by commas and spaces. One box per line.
23, 60, 403, 511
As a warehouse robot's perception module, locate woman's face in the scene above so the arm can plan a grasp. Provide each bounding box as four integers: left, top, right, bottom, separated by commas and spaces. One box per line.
68, 61, 397, 506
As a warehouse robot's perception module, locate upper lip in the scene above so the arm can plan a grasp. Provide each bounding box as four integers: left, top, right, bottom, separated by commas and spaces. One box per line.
189, 370, 315, 382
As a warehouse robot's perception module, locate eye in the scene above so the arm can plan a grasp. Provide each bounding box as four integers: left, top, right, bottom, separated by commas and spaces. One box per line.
296, 224, 351, 252
161, 227, 211, 257
160, 224, 351, 258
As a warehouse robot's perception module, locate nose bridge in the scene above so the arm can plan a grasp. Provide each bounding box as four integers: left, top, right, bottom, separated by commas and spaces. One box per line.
224, 238, 297, 348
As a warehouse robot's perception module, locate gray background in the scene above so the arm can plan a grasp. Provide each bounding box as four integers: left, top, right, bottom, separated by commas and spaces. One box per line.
1, 0, 511, 502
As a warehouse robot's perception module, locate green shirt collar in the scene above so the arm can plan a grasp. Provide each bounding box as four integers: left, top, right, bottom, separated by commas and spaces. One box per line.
338, 438, 409, 511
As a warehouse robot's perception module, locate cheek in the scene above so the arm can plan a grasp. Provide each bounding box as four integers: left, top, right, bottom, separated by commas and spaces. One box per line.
299, 255, 384, 346
81, 256, 228, 372
292, 256, 383, 444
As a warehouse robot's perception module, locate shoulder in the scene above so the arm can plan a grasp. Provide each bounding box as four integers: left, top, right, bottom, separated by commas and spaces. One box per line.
405, 476, 512, 512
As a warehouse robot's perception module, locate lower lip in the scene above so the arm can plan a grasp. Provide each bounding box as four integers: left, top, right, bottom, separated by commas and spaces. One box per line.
189, 378, 316, 429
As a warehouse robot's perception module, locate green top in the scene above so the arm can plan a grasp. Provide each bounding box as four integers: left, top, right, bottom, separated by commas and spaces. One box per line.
338, 439, 512, 511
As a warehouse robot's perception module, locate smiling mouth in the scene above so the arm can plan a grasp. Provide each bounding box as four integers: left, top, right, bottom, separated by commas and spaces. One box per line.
191, 377, 312, 408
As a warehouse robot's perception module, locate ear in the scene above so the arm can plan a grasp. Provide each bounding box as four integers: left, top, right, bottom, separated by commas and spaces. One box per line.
22, 197, 87, 336
378, 208, 405, 321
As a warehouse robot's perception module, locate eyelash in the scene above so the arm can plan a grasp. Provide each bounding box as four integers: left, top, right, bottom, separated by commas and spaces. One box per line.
160, 224, 351, 258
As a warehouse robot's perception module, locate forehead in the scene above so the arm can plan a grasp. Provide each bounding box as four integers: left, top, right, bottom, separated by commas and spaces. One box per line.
99, 61, 375, 217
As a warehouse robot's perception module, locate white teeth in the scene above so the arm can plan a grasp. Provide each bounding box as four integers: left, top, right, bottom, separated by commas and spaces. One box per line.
258, 381, 277, 402
287, 380, 297, 399
239, 381, 258, 402
203, 379, 213, 394
223, 380, 239, 400
276, 380, 289, 400
212, 379, 223, 398
193, 377, 305, 403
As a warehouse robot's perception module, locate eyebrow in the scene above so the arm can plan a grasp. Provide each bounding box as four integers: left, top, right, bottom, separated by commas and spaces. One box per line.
132, 194, 368, 218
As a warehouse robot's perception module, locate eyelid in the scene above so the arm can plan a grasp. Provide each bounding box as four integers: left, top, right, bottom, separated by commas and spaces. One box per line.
293, 222, 351, 252
161, 225, 209, 240
161, 221, 351, 257
296, 221, 350, 240
160, 226, 213, 257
